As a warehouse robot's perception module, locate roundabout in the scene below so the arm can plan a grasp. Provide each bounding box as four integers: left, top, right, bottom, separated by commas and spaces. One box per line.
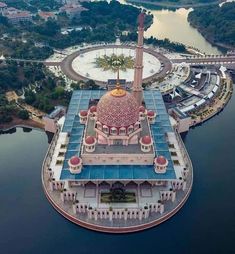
59, 44, 172, 85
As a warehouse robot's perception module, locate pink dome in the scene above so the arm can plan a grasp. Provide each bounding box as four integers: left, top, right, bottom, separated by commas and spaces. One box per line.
156, 156, 167, 165
141, 136, 152, 145
97, 89, 139, 128
89, 106, 97, 113
80, 110, 88, 117
85, 136, 95, 145
139, 106, 145, 113
147, 110, 155, 117
69, 156, 80, 166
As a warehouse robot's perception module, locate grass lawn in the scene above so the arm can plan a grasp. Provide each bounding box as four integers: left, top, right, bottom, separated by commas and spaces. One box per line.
100, 192, 136, 203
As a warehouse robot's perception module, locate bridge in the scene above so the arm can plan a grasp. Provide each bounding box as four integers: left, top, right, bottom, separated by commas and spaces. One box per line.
3, 53, 235, 80
5, 53, 235, 67
5, 58, 45, 64
2, 57, 61, 66
171, 55, 235, 65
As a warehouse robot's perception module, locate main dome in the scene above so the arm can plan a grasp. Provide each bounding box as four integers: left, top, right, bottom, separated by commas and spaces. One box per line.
97, 88, 139, 128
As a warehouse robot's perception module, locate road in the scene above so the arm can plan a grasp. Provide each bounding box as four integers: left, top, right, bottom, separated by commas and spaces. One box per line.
172, 56, 235, 65
6, 51, 235, 83
59, 44, 172, 85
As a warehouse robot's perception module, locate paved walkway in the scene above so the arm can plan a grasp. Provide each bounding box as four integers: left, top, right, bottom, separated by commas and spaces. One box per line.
190, 77, 233, 126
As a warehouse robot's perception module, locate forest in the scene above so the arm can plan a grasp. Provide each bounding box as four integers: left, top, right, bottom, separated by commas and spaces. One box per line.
0, 0, 186, 61
188, 2, 235, 48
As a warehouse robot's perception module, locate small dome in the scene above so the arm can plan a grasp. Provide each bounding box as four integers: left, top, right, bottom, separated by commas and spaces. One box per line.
80, 110, 88, 117
85, 136, 95, 145
139, 106, 145, 113
141, 136, 152, 145
147, 110, 155, 117
89, 106, 97, 113
155, 156, 167, 165
69, 156, 80, 166
97, 88, 139, 128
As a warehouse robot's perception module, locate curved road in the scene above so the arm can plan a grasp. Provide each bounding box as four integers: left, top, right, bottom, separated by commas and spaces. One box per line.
58, 45, 172, 86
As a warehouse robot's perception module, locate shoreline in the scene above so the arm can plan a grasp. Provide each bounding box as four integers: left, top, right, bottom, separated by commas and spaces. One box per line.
188, 18, 235, 52
126, 0, 223, 9
0, 118, 44, 132
190, 78, 233, 128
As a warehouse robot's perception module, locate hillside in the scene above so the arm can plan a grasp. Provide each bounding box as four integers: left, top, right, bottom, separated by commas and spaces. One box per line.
188, 2, 235, 48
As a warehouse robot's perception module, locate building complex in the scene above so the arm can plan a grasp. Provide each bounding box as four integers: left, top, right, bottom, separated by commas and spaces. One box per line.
42, 13, 193, 233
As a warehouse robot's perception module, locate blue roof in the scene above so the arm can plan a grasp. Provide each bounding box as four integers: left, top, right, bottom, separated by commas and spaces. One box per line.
62, 90, 105, 133
61, 164, 176, 181
60, 89, 176, 181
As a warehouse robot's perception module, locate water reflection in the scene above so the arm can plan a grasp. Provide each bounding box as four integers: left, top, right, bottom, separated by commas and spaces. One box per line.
121, 0, 221, 54
145, 8, 221, 54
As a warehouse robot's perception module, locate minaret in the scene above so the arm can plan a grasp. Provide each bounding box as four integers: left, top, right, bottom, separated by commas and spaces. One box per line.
132, 12, 145, 106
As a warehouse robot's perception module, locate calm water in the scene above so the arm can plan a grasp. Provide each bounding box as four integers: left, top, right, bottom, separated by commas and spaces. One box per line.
1, 93, 235, 253
121, 0, 221, 54
144, 8, 221, 54
1, 2, 235, 253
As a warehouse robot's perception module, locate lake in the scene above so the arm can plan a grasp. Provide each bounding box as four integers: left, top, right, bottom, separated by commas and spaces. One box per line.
1, 2, 235, 253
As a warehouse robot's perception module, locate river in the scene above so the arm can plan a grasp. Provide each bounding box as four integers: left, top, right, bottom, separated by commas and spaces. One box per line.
1, 2, 235, 253
144, 8, 221, 54
120, 0, 224, 54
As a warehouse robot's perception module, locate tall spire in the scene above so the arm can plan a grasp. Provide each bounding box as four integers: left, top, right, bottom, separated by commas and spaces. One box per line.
116, 68, 120, 89
132, 12, 145, 106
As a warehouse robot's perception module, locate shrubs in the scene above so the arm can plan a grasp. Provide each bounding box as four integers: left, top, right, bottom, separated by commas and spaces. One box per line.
18, 110, 29, 120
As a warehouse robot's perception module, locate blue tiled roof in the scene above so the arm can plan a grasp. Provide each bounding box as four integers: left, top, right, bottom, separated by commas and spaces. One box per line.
60, 89, 176, 181
62, 90, 105, 133
61, 164, 176, 180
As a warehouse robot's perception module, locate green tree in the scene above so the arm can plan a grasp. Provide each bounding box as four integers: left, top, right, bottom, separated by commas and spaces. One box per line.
18, 110, 29, 120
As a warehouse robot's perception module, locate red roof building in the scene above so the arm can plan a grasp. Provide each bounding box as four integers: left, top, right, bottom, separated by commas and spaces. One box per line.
3, 7, 32, 24
59, 4, 87, 18
38, 11, 56, 21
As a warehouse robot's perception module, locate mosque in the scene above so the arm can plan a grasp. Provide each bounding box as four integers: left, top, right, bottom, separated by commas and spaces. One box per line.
42, 13, 193, 233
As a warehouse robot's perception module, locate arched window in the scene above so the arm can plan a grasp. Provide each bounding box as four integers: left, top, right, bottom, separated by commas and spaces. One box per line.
103, 125, 109, 134
110, 127, 117, 135
119, 127, 126, 135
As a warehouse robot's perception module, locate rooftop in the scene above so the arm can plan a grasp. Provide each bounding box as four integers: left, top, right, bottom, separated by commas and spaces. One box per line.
0, 2, 7, 8
82, 109, 152, 155
47, 105, 66, 119
38, 11, 56, 19
4, 10, 32, 19
60, 4, 87, 13
58, 89, 176, 181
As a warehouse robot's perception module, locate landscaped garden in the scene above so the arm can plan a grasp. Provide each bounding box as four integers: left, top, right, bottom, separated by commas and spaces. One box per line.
101, 189, 136, 203
95, 54, 134, 72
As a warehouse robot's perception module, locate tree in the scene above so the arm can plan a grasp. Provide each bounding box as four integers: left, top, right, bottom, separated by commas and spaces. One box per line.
25, 90, 36, 105
0, 15, 8, 26
188, 2, 235, 47
18, 110, 29, 120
